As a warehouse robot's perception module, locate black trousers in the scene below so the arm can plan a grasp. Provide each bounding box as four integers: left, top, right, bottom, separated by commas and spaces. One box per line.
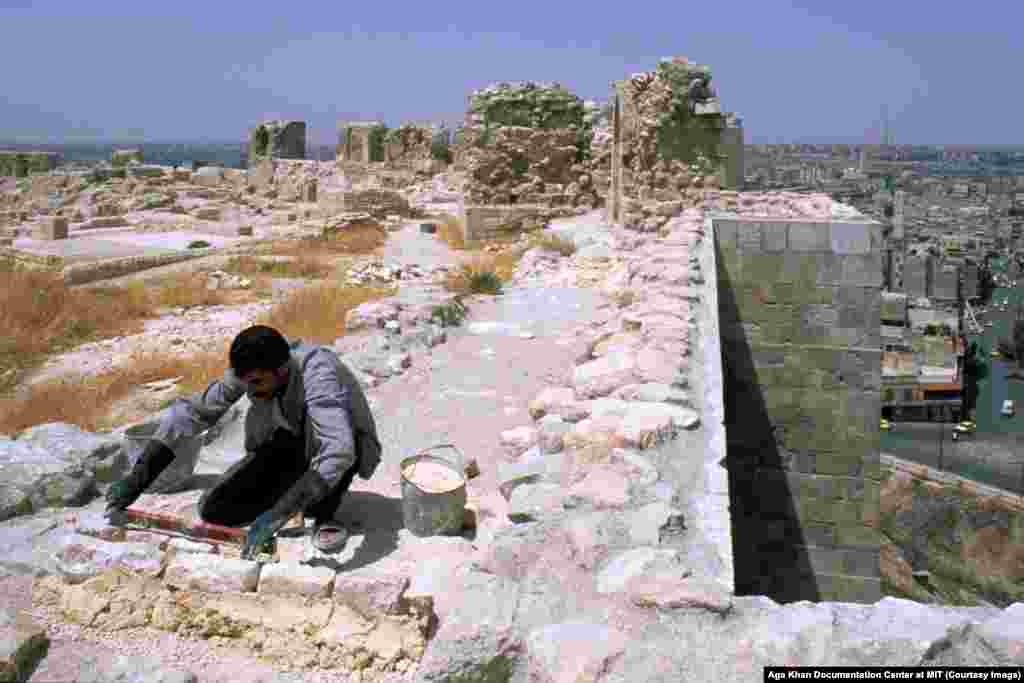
198, 428, 358, 528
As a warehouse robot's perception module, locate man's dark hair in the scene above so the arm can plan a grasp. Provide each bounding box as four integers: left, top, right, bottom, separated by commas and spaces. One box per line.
229, 325, 291, 376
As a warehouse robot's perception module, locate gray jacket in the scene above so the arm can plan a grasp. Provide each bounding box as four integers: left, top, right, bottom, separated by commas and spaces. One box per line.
153, 339, 381, 487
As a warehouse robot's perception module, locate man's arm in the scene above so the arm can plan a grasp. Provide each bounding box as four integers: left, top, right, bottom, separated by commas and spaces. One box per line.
106, 368, 246, 515
303, 350, 357, 489
153, 367, 247, 452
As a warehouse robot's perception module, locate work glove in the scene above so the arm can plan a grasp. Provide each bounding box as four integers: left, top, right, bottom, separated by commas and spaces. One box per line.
105, 440, 177, 516
241, 469, 329, 560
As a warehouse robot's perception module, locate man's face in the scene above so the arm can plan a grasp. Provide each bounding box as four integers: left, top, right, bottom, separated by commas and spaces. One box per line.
240, 367, 287, 400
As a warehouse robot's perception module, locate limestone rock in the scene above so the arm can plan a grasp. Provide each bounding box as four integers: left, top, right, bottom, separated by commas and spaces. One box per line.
616, 402, 700, 449
0, 608, 49, 683
526, 621, 629, 683
416, 571, 521, 682
572, 351, 639, 399
55, 535, 164, 584
333, 569, 410, 618
566, 464, 633, 509
528, 386, 579, 420
611, 382, 690, 405
627, 502, 685, 545
164, 553, 260, 593
537, 415, 572, 454
345, 301, 400, 332
77, 654, 197, 683
257, 561, 335, 598
596, 547, 689, 595
499, 426, 538, 459
166, 538, 215, 555
508, 483, 566, 523
626, 574, 733, 614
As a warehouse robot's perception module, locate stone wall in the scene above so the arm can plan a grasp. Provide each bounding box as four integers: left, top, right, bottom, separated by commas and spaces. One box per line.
248, 120, 306, 166
609, 57, 744, 226
319, 188, 411, 219
337, 122, 387, 164
715, 215, 884, 604
0, 151, 60, 178
455, 82, 602, 210
458, 204, 547, 243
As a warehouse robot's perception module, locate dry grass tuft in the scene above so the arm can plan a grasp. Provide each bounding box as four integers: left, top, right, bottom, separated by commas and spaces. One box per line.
443, 254, 503, 295
0, 269, 151, 394
147, 272, 236, 309
0, 278, 399, 432
0, 348, 228, 434
258, 283, 398, 346
224, 253, 333, 280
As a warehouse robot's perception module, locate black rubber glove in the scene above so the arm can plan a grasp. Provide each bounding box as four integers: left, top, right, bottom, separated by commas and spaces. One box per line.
105, 440, 176, 514
241, 470, 329, 560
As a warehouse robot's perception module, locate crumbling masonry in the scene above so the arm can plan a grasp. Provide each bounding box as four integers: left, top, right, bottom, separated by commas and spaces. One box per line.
248, 120, 306, 166
608, 57, 744, 226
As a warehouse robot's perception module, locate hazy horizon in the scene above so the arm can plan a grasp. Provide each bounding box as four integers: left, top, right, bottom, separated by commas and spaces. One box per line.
1, 1, 1020, 146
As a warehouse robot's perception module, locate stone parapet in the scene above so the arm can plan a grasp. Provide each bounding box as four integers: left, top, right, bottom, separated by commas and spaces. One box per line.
715, 215, 884, 604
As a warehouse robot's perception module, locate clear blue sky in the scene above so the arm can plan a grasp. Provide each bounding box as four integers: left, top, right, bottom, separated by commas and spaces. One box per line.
0, 0, 1019, 145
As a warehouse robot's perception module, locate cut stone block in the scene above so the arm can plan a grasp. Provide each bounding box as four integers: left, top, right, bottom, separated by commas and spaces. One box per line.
627, 502, 685, 545
508, 483, 565, 523
616, 402, 700, 449
164, 552, 261, 593
596, 547, 688, 595
567, 464, 633, 509
527, 621, 629, 683
55, 535, 164, 584
499, 426, 538, 458
333, 569, 409, 618
572, 352, 639, 399
258, 561, 336, 598
612, 383, 690, 405
627, 574, 733, 614
167, 538, 216, 555
528, 386, 579, 420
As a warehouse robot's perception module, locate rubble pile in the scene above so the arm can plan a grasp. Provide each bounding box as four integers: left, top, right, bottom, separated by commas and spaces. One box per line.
343, 258, 438, 286
454, 82, 603, 209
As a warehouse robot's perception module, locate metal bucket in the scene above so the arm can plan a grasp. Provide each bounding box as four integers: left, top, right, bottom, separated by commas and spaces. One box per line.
400, 444, 467, 537
123, 421, 202, 495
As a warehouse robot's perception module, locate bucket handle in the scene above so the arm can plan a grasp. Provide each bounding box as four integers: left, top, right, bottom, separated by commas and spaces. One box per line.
406, 443, 465, 480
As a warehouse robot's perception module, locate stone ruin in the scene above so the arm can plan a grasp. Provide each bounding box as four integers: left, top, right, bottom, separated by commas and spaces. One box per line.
607, 56, 744, 229
248, 120, 307, 166
450, 81, 605, 242
337, 121, 388, 164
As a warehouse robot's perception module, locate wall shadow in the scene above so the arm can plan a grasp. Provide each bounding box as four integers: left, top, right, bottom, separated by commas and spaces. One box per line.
716, 238, 821, 603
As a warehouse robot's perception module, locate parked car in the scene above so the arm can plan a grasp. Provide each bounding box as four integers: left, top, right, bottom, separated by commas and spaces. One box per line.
1002, 400, 1015, 417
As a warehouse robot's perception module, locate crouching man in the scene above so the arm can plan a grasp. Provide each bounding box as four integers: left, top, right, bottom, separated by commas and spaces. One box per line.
104, 325, 382, 559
